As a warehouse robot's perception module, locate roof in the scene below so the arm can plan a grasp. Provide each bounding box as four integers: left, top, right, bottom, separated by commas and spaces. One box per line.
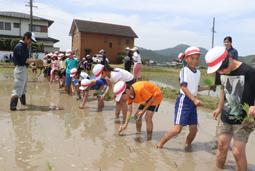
0, 11, 54, 27
69, 19, 138, 38
0, 34, 59, 43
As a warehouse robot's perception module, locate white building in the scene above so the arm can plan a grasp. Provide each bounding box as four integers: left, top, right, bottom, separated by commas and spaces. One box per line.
0, 11, 59, 52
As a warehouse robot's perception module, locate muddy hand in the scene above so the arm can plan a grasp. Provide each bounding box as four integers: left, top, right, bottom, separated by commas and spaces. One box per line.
248, 106, 255, 117
194, 98, 202, 106
212, 108, 221, 120
118, 125, 126, 135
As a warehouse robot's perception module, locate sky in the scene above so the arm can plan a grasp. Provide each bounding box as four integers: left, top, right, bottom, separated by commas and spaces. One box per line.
1, 0, 255, 56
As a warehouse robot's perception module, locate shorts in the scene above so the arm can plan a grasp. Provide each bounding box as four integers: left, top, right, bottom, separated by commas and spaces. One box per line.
219, 121, 254, 143
65, 73, 71, 87
138, 104, 160, 112
174, 94, 197, 126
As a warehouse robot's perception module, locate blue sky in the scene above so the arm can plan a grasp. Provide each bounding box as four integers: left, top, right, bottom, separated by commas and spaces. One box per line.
1, 0, 255, 56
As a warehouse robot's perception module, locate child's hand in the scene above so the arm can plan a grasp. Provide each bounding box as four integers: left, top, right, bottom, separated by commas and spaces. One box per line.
248, 106, 255, 117
79, 105, 84, 109
212, 108, 221, 120
118, 124, 127, 134
193, 98, 202, 106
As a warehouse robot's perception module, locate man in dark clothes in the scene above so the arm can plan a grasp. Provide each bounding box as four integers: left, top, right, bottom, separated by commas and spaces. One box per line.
10, 32, 37, 111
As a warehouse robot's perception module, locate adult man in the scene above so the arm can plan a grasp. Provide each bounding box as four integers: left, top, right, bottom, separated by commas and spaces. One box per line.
205, 46, 255, 171
10, 32, 37, 111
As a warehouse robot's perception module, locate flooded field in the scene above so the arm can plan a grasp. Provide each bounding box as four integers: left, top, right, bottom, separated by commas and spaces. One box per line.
0, 70, 255, 171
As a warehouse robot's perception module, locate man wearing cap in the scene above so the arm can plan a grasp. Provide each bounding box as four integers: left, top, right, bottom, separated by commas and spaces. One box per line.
205, 47, 255, 171
115, 81, 163, 140
65, 49, 78, 94
10, 32, 37, 111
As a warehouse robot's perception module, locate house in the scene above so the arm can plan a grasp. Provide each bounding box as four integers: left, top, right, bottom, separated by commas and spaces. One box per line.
69, 19, 138, 63
0, 11, 59, 52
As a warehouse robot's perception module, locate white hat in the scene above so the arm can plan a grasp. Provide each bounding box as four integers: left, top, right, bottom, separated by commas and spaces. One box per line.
70, 68, 78, 77
99, 49, 105, 54
58, 53, 64, 59
79, 79, 92, 91
178, 52, 185, 59
31, 32, 37, 42
113, 81, 127, 102
92, 64, 104, 79
66, 49, 72, 56
205, 46, 228, 74
131, 47, 138, 51
80, 71, 89, 80
184, 47, 200, 57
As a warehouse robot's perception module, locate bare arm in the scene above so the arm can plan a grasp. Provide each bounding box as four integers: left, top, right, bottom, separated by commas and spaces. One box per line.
119, 104, 132, 134
212, 86, 225, 120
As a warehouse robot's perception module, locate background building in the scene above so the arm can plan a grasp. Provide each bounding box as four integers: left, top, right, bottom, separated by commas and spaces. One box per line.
0, 11, 59, 52
69, 19, 138, 63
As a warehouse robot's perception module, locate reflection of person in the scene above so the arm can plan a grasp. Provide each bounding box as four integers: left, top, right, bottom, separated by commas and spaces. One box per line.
157, 47, 212, 148
10, 32, 37, 111
116, 81, 163, 140
205, 46, 255, 171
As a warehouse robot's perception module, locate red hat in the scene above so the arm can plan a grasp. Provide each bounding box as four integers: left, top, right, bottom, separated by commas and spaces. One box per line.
184, 47, 201, 57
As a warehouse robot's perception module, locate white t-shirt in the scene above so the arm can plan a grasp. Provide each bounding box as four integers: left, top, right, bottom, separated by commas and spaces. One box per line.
133, 51, 142, 64
110, 68, 134, 83
179, 66, 201, 96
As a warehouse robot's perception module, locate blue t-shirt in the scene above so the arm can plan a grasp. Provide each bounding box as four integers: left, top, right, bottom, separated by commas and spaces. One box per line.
65, 58, 78, 74
91, 78, 107, 90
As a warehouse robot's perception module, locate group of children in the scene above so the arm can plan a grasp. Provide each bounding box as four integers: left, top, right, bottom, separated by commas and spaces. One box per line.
46, 44, 255, 171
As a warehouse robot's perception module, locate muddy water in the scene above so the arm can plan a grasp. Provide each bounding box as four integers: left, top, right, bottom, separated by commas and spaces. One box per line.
0, 73, 255, 171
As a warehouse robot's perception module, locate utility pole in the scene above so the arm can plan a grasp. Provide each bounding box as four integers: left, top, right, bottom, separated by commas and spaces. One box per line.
211, 17, 216, 48
25, 0, 37, 57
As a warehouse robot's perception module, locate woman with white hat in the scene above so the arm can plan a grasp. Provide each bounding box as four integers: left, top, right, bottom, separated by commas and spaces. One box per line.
131, 47, 142, 81
92, 64, 135, 121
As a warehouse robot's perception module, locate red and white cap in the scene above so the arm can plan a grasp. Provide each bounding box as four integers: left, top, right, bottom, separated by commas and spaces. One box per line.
79, 79, 92, 90
70, 68, 78, 77
66, 49, 72, 57
184, 47, 201, 57
48, 52, 53, 57
178, 52, 185, 60
205, 46, 228, 74
92, 64, 104, 79
113, 81, 126, 102
52, 53, 58, 58
58, 53, 64, 59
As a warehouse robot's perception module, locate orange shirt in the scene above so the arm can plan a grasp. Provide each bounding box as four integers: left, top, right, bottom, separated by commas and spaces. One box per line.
128, 81, 163, 106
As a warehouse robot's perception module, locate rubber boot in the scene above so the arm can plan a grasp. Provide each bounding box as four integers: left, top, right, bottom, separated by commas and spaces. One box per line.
20, 94, 26, 105
10, 96, 19, 111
